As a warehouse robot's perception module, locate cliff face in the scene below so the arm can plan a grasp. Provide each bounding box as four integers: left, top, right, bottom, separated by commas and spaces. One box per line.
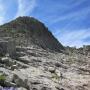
0, 16, 64, 52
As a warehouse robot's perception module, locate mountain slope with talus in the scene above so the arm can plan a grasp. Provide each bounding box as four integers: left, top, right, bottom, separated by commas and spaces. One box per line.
0, 16, 90, 90
0, 16, 64, 52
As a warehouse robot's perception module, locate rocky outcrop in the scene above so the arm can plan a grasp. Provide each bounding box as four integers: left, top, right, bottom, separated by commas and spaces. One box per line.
0, 37, 16, 57
65, 45, 90, 56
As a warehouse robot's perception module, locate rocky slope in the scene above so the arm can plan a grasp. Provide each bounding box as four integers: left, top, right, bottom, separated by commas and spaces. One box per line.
0, 17, 90, 90
0, 16, 64, 52
0, 44, 90, 90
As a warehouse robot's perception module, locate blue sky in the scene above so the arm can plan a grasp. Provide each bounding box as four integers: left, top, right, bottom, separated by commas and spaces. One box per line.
0, 0, 90, 47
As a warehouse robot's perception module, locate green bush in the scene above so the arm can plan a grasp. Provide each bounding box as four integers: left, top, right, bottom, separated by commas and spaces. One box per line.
51, 73, 60, 80
0, 74, 6, 86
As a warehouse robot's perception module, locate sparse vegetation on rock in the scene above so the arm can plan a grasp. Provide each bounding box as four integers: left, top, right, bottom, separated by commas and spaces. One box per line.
0, 74, 6, 86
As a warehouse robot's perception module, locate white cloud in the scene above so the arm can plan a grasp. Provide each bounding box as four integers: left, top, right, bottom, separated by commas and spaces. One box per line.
54, 28, 90, 47
0, 17, 5, 25
15, 0, 37, 18
52, 7, 90, 24
0, 3, 6, 25
70, 0, 86, 7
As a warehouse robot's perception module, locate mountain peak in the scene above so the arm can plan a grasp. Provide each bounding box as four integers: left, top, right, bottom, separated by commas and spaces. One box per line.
15, 16, 41, 24
16, 16, 39, 21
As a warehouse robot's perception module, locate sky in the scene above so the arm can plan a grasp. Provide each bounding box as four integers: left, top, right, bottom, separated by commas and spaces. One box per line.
0, 0, 90, 47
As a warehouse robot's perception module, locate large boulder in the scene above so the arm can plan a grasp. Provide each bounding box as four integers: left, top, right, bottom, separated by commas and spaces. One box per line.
0, 37, 16, 57
12, 71, 30, 89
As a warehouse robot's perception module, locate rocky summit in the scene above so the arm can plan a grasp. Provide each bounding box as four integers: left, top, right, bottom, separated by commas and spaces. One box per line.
0, 16, 90, 90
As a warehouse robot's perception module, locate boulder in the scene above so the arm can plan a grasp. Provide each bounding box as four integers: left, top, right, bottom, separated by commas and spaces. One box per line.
41, 87, 52, 90
0, 37, 16, 57
11, 65, 18, 70
12, 71, 30, 89
1, 57, 9, 64
17, 87, 27, 90
18, 56, 30, 64
4, 81, 16, 87
48, 67, 56, 73
1, 57, 14, 66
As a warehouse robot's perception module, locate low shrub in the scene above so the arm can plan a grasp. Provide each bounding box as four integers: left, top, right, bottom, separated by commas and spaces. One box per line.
0, 74, 6, 86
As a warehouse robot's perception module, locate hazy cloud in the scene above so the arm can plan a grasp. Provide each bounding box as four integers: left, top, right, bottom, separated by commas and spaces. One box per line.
0, 2, 5, 24
15, 0, 37, 18
52, 7, 90, 24
54, 28, 90, 47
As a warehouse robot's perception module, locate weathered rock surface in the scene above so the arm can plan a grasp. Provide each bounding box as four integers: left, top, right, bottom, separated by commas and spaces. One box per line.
0, 45, 90, 90
0, 37, 16, 57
